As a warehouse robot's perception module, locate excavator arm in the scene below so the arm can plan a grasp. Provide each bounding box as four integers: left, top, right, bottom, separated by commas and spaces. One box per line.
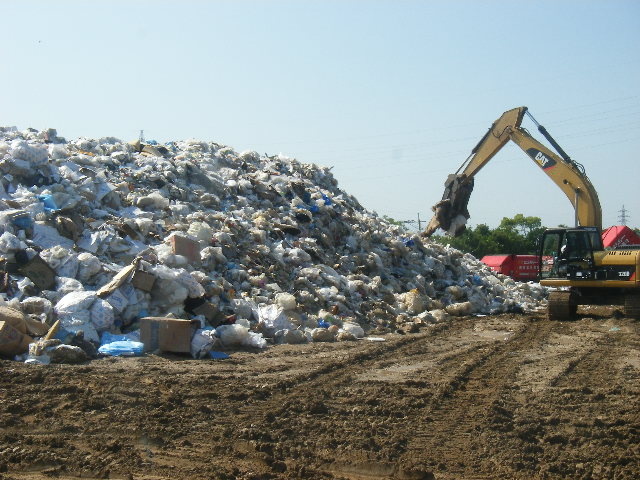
423, 106, 602, 237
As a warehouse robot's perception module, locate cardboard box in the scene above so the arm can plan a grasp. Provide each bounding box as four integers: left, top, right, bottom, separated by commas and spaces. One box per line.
131, 269, 156, 292
170, 235, 201, 263
0, 306, 28, 333
106, 288, 129, 313
19, 254, 56, 290
140, 317, 198, 353
0, 320, 33, 356
192, 302, 220, 325
0, 306, 49, 337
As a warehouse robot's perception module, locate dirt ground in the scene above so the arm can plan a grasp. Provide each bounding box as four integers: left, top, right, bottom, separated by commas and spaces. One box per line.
1, 307, 639, 480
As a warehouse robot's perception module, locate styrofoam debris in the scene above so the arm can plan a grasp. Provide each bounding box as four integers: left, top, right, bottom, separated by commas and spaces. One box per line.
341, 322, 365, 338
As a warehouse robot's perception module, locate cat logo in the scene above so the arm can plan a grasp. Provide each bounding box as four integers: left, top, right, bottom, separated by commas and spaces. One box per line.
535, 152, 550, 167
527, 148, 557, 170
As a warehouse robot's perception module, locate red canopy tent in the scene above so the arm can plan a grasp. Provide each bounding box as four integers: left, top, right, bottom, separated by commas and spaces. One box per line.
480, 254, 539, 281
601, 225, 640, 248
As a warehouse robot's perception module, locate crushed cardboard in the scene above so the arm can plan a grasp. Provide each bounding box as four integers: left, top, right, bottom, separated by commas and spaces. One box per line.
0, 321, 33, 356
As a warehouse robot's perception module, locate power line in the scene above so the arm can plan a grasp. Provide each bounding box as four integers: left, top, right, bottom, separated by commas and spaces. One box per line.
244, 96, 640, 151
399, 213, 424, 232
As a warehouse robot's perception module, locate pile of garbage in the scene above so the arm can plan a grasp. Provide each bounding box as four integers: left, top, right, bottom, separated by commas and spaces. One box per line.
0, 126, 546, 363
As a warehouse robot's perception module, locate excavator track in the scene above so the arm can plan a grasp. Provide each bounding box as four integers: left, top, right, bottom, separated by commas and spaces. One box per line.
624, 293, 640, 318
547, 290, 577, 321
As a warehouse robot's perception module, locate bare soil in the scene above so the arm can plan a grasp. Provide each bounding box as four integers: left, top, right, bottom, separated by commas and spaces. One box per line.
1, 307, 639, 480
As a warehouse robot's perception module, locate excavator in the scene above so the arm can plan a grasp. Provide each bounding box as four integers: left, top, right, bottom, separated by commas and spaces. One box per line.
423, 106, 640, 320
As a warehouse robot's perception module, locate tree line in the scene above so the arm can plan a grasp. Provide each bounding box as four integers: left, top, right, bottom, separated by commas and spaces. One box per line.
384, 214, 640, 259
430, 214, 546, 259
428, 215, 640, 259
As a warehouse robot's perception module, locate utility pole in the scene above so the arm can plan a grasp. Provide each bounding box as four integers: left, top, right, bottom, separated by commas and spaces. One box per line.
618, 205, 629, 226
401, 213, 424, 232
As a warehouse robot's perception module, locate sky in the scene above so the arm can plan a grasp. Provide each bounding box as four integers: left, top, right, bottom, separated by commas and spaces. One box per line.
2, 0, 639, 232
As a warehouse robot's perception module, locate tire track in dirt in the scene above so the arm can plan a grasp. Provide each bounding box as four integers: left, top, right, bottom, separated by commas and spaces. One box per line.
503, 318, 640, 479
394, 316, 554, 479
403, 316, 640, 480
550, 319, 640, 390
144, 318, 500, 479
5, 313, 637, 480
221, 321, 460, 415
105, 321, 470, 479
207, 315, 533, 479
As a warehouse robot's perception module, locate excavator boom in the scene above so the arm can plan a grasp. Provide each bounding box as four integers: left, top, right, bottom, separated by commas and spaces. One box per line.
423, 107, 602, 236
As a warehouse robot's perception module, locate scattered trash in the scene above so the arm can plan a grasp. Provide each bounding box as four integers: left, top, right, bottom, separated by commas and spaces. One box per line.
98, 340, 144, 357
191, 328, 217, 358
341, 322, 365, 338
209, 351, 230, 360
18, 254, 57, 290
26, 339, 88, 364
274, 328, 307, 344
0, 320, 33, 356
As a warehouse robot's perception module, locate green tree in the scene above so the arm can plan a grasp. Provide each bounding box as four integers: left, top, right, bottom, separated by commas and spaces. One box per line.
382, 215, 406, 228
432, 223, 500, 258
431, 214, 545, 258
494, 214, 546, 254
498, 214, 543, 237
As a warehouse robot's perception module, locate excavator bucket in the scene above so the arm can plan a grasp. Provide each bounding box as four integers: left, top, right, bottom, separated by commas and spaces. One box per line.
423, 174, 474, 237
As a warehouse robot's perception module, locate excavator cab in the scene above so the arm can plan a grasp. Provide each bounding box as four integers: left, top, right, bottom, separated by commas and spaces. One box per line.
539, 227, 603, 280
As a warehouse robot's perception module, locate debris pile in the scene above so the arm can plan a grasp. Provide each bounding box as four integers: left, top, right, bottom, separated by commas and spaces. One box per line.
0, 126, 546, 362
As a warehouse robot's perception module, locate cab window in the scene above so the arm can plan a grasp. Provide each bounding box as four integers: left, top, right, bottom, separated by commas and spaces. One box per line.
540, 231, 562, 279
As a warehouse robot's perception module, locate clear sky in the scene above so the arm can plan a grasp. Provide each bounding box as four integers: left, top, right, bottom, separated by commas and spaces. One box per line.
2, 0, 639, 231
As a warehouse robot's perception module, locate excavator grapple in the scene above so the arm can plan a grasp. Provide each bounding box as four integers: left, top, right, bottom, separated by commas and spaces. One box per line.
423, 174, 474, 237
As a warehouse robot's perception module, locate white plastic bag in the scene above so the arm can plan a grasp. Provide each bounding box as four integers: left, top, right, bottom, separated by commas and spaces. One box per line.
187, 221, 213, 244
77, 252, 103, 282
0, 232, 22, 253
191, 329, 217, 358
216, 324, 267, 349
258, 304, 293, 333
217, 324, 249, 346
342, 322, 365, 339
55, 291, 96, 324
90, 298, 115, 330
245, 331, 267, 349
231, 298, 255, 320
56, 254, 79, 279
275, 292, 297, 311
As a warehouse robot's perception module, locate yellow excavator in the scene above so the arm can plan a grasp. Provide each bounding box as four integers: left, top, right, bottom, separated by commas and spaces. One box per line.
424, 106, 640, 320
